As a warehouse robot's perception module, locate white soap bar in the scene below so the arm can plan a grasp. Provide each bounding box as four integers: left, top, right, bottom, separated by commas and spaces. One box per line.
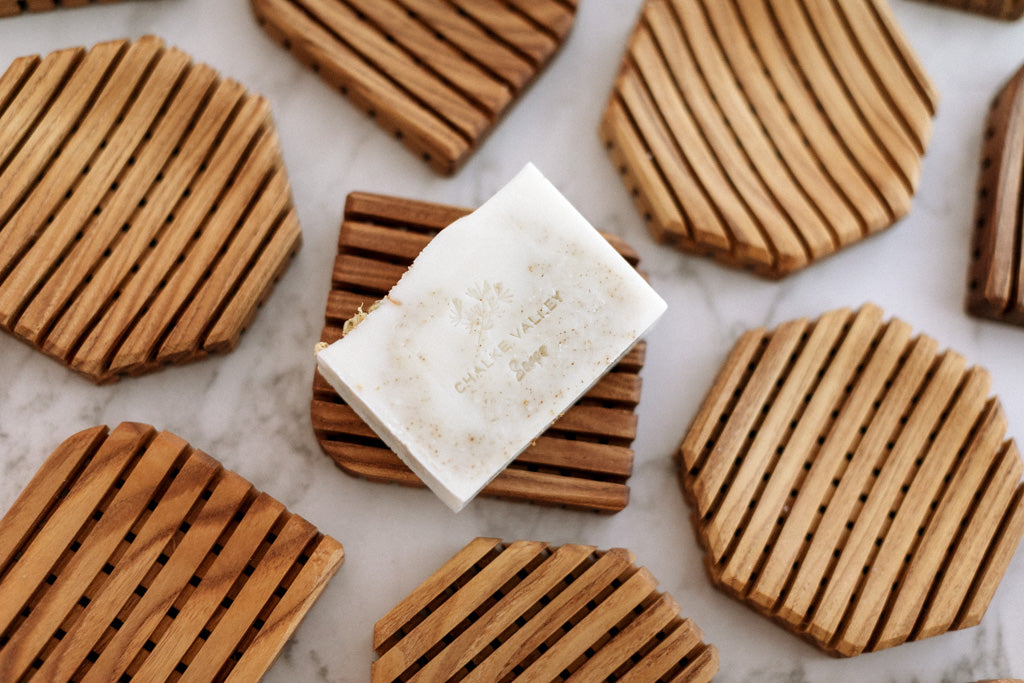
316, 164, 667, 511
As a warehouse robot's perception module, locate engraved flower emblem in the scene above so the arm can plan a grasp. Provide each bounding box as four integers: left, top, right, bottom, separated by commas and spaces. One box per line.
448, 281, 512, 342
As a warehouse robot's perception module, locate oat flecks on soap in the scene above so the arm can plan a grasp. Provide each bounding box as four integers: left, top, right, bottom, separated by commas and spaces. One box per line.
316, 164, 667, 512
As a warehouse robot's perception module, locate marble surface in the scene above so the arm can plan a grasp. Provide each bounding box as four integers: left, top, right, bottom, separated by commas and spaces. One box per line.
0, 1, 1022, 681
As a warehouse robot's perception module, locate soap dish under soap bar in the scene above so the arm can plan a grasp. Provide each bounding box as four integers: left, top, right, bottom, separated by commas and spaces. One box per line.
316, 164, 667, 512
312, 191, 651, 513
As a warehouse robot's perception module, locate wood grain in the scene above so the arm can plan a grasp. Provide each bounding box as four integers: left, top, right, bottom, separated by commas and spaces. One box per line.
601, 0, 937, 278
679, 303, 1024, 656
0, 36, 301, 383
311, 191, 650, 513
0, 422, 344, 682
250, 0, 577, 174
372, 537, 718, 682
967, 63, 1024, 325
910, 0, 1024, 19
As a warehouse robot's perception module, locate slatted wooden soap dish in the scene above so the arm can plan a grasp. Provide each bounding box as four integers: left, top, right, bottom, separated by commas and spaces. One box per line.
602, 0, 937, 277
967, 62, 1024, 325
251, 0, 578, 175
0, 36, 301, 383
311, 191, 649, 513
679, 303, 1024, 657
0, 422, 344, 682
373, 537, 718, 682
911, 0, 1024, 20
0, 0, 129, 17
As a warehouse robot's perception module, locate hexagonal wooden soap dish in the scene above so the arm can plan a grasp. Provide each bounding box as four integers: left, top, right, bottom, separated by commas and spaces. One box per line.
679, 303, 1024, 656
373, 537, 718, 681
602, 0, 937, 277
0, 36, 301, 383
0, 422, 343, 681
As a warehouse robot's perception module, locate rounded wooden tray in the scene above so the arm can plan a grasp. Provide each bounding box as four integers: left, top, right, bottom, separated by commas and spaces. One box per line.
679, 304, 1024, 656
311, 191, 649, 513
601, 0, 937, 277
0, 422, 344, 682
251, 0, 578, 175
372, 537, 718, 682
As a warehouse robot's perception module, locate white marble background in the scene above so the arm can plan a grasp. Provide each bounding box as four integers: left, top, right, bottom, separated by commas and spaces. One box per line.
0, 1, 1022, 681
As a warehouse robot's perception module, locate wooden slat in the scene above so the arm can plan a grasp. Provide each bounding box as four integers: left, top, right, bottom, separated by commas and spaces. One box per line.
0, 38, 301, 383
601, 0, 935, 277
0, 423, 344, 682
373, 539, 717, 682
311, 191, 653, 512
251, 0, 576, 174
679, 304, 1024, 656
967, 64, 1024, 325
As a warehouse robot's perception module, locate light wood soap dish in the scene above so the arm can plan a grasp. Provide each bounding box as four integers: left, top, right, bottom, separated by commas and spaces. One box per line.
311, 191, 649, 513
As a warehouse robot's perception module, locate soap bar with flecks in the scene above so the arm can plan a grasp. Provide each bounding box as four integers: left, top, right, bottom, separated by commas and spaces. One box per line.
316, 164, 667, 511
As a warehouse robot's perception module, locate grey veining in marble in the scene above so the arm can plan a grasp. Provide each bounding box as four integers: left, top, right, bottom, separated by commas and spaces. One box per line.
0, 1, 1022, 681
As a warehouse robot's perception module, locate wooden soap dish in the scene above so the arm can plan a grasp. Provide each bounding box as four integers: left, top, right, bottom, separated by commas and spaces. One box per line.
0, 0, 130, 16
911, 0, 1023, 20
250, 0, 577, 174
679, 304, 1024, 656
311, 191, 648, 513
967, 63, 1024, 324
0, 422, 344, 682
373, 537, 718, 682
0, 36, 301, 383
601, 0, 938, 277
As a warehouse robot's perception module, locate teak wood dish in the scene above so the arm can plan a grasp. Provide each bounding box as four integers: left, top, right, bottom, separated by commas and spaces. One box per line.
0, 36, 301, 383
311, 191, 649, 513
911, 0, 1024, 20
0, 422, 344, 682
373, 537, 718, 682
250, 0, 578, 174
967, 62, 1024, 325
679, 304, 1024, 656
602, 0, 938, 277
0, 0, 128, 16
